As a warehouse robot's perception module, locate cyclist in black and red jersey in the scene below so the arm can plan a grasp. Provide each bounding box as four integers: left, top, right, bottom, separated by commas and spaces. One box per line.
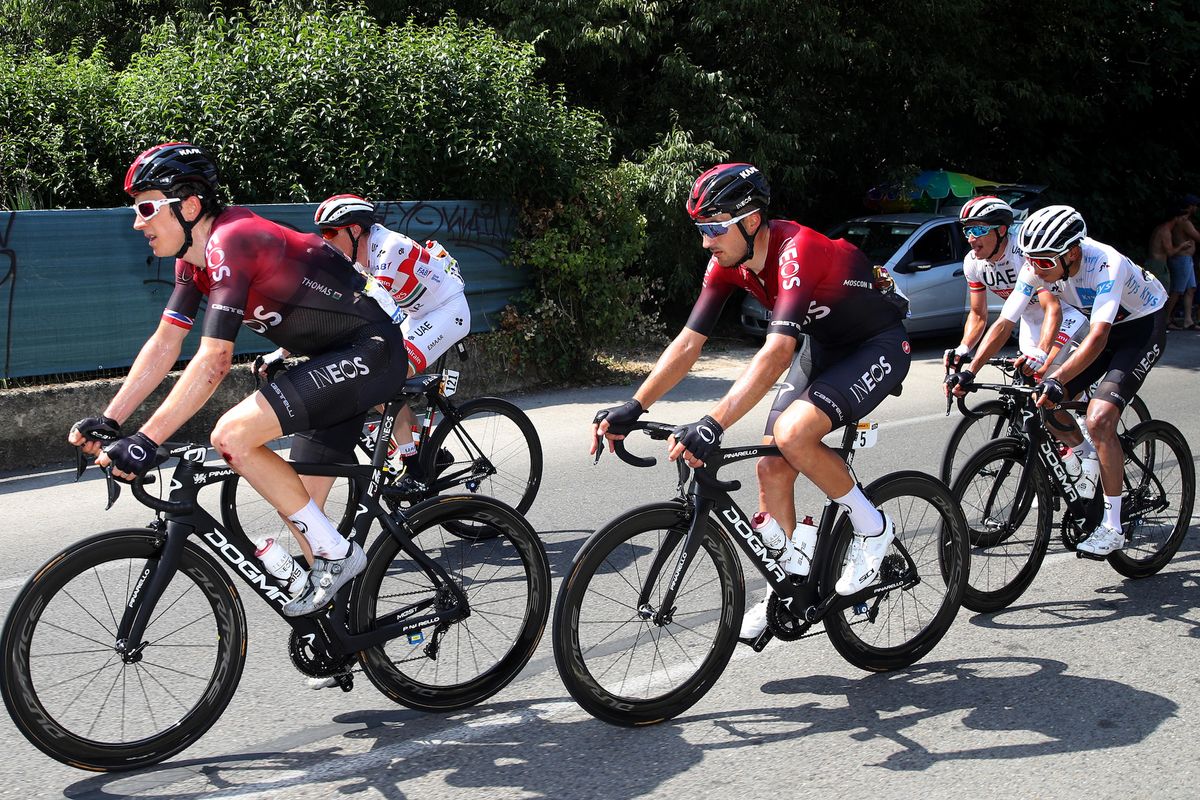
67, 142, 409, 616
591, 163, 912, 642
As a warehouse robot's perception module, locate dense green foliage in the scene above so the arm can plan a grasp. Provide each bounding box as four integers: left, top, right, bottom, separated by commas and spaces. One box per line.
3, 0, 1199, 378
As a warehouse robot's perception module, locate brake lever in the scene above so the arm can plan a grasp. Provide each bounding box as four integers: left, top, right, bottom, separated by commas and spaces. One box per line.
101, 465, 122, 510
74, 447, 87, 481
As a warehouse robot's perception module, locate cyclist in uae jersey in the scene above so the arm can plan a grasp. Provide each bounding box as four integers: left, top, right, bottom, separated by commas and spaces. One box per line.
68, 143, 408, 618
949, 205, 1168, 558
288, 194, 472, 493
591, 163, 911, 645
947, 196, 1087, 377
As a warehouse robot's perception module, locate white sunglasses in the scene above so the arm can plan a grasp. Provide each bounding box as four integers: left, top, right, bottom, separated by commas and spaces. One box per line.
132, 197, 182, 221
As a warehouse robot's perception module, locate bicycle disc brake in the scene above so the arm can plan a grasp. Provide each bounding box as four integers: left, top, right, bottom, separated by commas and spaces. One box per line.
766, 591, 809, 641
289, 630, 354, 678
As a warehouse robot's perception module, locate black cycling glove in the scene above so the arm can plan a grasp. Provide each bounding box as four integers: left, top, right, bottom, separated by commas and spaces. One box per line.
593, 399, 645, 434
71, 414, 121, 444
944, 370, 975, 392
1034, 378, 1065, 405
672, 415, 724, 462
103, 432, 163, 478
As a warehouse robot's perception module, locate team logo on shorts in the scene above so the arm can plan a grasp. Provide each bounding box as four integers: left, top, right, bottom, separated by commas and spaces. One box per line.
901, 341, 911, 354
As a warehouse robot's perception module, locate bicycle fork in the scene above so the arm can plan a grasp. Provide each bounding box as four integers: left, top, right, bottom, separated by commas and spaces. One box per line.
113, 520, 187, 663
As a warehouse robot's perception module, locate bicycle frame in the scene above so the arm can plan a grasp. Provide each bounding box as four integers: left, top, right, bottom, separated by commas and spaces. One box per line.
111, 400, 468, 664
625, 423, 923, 639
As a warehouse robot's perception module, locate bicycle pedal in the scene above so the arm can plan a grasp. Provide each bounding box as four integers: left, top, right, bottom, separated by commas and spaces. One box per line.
1075, 549, 1109, 561
738, 630, 773, 652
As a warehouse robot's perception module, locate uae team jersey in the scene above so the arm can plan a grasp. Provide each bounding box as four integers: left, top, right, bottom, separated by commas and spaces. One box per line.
963, 240, 1056, 330
685, 219, 904, 346
1000, 237, 1167, 326
162, 207, 392, 355
365, 224, 465, 316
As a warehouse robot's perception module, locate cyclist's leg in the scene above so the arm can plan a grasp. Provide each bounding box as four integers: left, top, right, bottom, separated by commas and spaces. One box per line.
757, 335, 815, 534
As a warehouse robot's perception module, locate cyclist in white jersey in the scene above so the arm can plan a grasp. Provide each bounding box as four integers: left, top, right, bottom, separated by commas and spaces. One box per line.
945, 196, 1087, 377
948, 205, 1168, 558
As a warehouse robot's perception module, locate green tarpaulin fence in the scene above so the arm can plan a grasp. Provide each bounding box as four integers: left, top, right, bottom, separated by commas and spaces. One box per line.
0, 200, 521, 379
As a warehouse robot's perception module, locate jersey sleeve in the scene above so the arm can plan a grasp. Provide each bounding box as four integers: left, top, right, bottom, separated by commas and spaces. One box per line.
162, 259, 204, 330
1000, 263, 1043, 323
684, 260, 737, 336
963, 257, 986, 293
1088, 261, 1123, 325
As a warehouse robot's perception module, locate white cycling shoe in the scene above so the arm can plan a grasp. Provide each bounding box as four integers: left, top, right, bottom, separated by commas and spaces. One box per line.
1076, 524, 1125, 557
739, 592, 772, 640
835, 514, 895, 596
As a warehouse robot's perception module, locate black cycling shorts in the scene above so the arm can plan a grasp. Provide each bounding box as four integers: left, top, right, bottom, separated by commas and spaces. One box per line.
1064, 309, 1166, 411
262, 321, 408, 460
766, 323, 911, 435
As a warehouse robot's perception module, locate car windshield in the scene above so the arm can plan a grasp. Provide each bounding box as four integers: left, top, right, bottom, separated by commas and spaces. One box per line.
828, 221, 920, 263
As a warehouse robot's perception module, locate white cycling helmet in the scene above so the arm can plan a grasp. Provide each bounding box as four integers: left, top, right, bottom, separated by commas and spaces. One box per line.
315, 194, 376, 229
959, 195, 1014, 226
1018, 204, 1087, 255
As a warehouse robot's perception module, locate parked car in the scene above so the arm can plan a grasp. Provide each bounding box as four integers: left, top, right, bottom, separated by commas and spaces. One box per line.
739, 211, 1018, 338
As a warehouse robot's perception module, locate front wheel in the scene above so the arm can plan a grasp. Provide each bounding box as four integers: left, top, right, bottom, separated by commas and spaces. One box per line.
822, 472, 969, 671
354, 495, 550, 711
951, 439, 1052, 612
0, 530, 247, 772
940, 400, 1010, 484
1108, 421, 1195, 579
552, 502, 743, 726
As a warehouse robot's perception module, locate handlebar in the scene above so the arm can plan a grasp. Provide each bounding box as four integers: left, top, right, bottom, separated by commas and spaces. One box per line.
74, 442, 198, 515
593, 420, 677, 468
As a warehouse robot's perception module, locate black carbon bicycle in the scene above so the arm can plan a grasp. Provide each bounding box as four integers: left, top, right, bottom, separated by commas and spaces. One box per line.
0, 396, 550, 772
949, 379, 1193, 613
552, 418, 969, 726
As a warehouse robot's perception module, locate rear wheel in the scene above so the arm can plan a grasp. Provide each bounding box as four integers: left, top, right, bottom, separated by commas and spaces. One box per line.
822, 472, 969, 671
0, 530, 247, 771
552, 503, 743, 726
354, 496, 550, 711
1108, 421, 1195, 579
951, 439, 1052, 612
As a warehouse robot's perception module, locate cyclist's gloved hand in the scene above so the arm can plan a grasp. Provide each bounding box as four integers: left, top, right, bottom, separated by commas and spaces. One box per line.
1034, 377, 1065, 406
254, 348, 287, 383
70, 414, 121, 445
944, 369, 975, 393
593, 399, 645, 435
102, 432, 163, 478
1018, 347, 1049, 376
943, 344, 970, 371
671, 415, 724, 463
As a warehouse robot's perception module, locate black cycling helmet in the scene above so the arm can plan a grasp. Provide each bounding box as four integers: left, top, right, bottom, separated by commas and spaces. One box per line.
124, 142, 222, 259
686, 163, 770, 220
687, 163, 770, 267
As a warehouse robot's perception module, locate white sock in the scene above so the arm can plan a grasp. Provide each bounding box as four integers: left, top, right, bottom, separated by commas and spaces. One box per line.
1073, 440, 1096, 460
833, 487, 885, 536
1103, 495, 1122, 530
287, 499, 351, 559
396, 442, 418, 458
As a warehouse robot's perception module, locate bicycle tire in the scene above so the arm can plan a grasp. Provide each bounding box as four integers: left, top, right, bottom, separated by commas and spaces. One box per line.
950, 439, 1053, 612
354, 495, 550, 711
1108, 420, 1195, 579
552, 502, 743, 727
822, 471, 969, 671
0, 529, 247, 772
421, 397, 542, 539
940, 399, 1010, 484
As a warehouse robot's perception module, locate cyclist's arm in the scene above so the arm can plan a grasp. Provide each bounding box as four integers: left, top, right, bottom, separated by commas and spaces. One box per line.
964, 316, 1016, 376
959, 281, 989, 351
632, 326, 707, 409
97, 320, 189, 427
1035, 290, 1064, 356
708, 332, 795, 429
139, 336, 235, 443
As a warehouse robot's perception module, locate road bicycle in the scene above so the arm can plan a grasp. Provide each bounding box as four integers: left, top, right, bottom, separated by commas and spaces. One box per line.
940, 357, 1150, 484
0, 393, 550, 772
226, 343, 542, 545
948, 379, 1194, 613
552, 418, 969, 726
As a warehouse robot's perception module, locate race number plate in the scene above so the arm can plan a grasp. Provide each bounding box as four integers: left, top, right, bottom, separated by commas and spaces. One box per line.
854, 421, 879, 449
441, 369, 460, 397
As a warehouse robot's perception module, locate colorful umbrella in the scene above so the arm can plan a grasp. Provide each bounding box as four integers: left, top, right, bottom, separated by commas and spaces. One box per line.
865, 170, 1009, 213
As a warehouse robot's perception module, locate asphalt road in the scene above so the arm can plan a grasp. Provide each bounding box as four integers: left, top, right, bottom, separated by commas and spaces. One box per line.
1, 330, 1198, 800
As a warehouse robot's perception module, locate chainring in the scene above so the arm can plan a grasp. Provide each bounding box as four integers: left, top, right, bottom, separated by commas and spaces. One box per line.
765, 592, 807, 641
289, 630, 355, 678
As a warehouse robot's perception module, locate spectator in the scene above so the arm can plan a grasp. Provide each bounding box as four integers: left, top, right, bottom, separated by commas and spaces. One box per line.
1167, 194, 1200, 329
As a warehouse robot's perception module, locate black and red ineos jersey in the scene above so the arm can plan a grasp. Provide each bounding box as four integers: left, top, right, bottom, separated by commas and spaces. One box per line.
685, 220, 903, 346
162, 207, 392, 355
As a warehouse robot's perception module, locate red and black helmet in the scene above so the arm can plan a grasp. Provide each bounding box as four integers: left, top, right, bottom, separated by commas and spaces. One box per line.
959, 195, 1014, 226
686, 163, 770, 219
124, 142, 220, 197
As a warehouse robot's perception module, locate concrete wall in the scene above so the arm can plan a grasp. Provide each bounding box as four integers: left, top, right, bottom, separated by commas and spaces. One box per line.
0, 334, 541, 471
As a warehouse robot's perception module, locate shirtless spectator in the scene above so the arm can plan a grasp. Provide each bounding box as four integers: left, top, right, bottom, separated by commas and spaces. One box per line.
1166, 194, 1200, 330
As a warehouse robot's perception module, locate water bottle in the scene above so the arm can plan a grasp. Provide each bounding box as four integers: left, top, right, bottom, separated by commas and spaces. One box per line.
1077, 454, 1100, 499
788, 515, 819, 577
1058, 444, 1083, 483
750, 512, 787, 561
255, 538, 308, 597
